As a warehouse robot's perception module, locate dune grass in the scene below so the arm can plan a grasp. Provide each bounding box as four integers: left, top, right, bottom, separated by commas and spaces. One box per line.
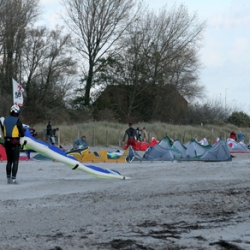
33, 121, 250, 148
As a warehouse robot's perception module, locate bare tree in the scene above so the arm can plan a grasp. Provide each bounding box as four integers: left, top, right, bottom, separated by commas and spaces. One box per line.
0, 0, 40, 93
187, 98, 230, 125
61, 0, 141, 106
141, 5, 206, 101
21, 26, 78, 122
93, 4, 206, 121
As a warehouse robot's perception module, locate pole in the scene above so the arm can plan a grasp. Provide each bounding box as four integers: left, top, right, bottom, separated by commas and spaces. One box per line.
225, 88, 229, 112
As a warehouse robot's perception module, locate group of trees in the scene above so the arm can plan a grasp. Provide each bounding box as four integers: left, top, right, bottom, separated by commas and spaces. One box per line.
0, 0, 247, 126
0, 0, 77, 122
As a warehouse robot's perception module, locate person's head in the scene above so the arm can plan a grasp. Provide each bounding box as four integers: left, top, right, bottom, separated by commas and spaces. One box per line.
81, 135, 86, 141
10, 105, 20, 117
129, 122, 133, 127
143, 127, 146, 130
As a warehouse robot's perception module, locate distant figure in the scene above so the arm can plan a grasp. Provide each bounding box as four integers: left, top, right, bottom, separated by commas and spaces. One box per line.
135, 127, 142, 141
73, 135, 89, 150
25, 125, 38, 159
50, 128, 59, 145
29, 125, 37, 139
141, 127, 148, 142
0, 105, 25, 184
229, 131, 237, 141
237, 131, 245, 143
46, 121, 52, 144
123, 122, 137, 148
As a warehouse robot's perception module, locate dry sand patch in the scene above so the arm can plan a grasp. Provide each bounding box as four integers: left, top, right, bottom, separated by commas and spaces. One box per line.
0, 152, 250, 249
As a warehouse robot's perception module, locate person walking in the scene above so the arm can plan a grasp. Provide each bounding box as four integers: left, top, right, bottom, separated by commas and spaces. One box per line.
0, 105, 25, 184
122, 122, 137, 148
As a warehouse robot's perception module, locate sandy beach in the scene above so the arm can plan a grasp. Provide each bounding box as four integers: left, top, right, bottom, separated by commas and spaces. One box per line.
1, 148, 250, 250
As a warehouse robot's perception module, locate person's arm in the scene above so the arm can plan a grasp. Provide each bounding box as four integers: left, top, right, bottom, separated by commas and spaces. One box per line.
73, 139, 79, 148
50, 128, 55, 136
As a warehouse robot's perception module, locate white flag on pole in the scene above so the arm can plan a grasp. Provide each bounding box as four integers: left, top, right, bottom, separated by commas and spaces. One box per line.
12, 78, 24, 106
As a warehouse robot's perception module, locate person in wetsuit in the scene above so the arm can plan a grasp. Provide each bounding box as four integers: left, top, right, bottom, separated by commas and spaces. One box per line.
46, 120, 52, 144
122, 122, 137, 148
0, 105, 24, 184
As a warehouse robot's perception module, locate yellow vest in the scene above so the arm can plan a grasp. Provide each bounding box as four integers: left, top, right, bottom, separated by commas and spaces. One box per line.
3, 116, 20, 138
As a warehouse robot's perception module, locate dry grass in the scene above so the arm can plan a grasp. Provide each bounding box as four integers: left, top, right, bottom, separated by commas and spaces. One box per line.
33, 121, 250, 148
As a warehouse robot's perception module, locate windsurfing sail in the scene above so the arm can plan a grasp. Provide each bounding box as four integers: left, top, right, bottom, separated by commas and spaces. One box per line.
21, 130, 131, 180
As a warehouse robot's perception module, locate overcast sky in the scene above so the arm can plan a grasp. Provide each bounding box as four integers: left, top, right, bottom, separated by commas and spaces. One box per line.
39, 0, 250, 114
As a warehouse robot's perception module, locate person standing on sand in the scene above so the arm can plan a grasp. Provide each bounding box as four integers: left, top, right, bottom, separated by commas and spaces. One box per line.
237, 131, 245, 143
46, 120, 52, 144
135, 127, 142, 141
50, 128, 59, 145
123, 122, 137, 148
0, 105, 25, 184
141, 127, 148, 142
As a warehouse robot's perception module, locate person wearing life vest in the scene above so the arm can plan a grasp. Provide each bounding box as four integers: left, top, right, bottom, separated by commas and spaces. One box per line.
0, 105, 25, 184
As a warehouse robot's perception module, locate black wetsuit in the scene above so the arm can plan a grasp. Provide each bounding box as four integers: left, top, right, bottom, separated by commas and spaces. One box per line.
123, 127, 136, 142
46, 122, 52, 144
1, 115, 24, 180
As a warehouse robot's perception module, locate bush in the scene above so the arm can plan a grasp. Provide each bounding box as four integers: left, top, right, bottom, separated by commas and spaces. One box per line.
227, 111, 250, 127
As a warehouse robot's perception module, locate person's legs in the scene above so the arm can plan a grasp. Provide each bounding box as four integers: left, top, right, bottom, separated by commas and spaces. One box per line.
11, 145, 20, 182
128, 138, 136, 149
6, 159, 12, 183
5, 142, 13, 183
26, 150, 31, 159
51, 136, 55, 145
